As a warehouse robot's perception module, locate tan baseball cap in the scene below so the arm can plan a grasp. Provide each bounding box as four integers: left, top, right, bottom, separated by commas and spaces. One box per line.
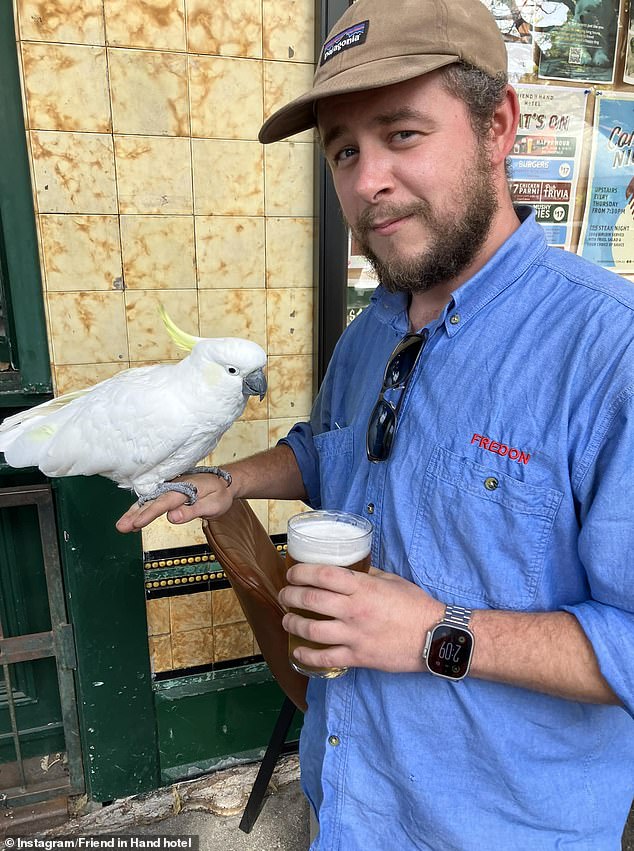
259, 0, 507, 144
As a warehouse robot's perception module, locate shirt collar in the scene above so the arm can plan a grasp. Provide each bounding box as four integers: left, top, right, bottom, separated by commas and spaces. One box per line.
370, 206, 547, 337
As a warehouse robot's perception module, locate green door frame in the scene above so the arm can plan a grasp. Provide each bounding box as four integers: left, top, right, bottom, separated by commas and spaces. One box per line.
0, 0, 52, 404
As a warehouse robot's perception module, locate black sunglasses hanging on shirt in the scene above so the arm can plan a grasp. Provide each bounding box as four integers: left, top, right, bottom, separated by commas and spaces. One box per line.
366, 329, 428, 463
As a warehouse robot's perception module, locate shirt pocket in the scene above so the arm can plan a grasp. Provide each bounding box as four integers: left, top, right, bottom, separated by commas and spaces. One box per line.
409, 444, 563, 610
313, 425, 354, 510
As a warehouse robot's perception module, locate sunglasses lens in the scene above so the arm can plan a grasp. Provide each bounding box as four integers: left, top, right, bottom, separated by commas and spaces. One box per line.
366, 331, 428, 463
385, 335, 426, 388
366, 400, 396, 462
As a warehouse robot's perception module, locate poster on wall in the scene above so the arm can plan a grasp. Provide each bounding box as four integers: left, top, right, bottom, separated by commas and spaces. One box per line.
534, 0, 619, 84
479, 0, 535, 80
578, 92, 634, 272
509, 84, 588, 248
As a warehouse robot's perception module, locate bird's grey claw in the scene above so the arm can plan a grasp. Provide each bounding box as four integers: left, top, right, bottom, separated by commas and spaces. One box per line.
137, 481, 198, 506
179, 465, 232, 488
137, 468, 232, 508
183, 483, 199, 505
219, 469, 232, 488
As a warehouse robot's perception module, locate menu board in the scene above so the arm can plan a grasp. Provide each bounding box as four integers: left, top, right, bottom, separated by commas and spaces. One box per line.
510, 84, 588, 247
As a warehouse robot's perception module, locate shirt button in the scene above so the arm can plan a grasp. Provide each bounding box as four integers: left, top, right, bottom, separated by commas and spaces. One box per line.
328, 735, 340, 747
450, 313, 461, 325
484, 477, 499, 491
366, 503, 375, 514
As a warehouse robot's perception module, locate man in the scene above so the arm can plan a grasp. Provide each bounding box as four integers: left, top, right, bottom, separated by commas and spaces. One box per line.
118, 0, 634, 847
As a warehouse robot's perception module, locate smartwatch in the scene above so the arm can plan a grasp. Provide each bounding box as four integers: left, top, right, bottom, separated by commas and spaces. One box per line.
423, 604, 474, 681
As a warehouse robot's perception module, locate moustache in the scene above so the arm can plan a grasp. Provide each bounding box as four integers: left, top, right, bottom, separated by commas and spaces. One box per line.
354, 201, 430, 239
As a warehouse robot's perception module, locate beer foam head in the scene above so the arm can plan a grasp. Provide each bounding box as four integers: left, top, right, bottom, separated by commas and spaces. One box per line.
288, 512, 372, 566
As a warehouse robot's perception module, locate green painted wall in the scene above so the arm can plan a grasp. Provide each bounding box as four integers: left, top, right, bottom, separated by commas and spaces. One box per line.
155, 665, 301, 783
53, 476, 160, 800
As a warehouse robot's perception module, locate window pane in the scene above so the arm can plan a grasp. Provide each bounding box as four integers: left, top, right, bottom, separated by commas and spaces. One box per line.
347, 230, 375, 325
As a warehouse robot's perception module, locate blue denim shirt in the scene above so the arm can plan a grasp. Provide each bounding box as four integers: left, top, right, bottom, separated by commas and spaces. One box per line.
282, 208, 634, 850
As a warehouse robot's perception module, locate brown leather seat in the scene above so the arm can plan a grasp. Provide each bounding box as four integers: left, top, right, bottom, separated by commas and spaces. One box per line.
202, 500, 308, 712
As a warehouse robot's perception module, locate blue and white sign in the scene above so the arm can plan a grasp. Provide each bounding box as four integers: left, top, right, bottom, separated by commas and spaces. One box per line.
579, 92, 634, 272
509, 158, 575, 181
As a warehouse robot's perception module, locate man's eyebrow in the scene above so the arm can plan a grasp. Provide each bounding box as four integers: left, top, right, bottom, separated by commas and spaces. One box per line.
321, 124, 346, 152
373, 106, 428, 125
320, 107, 430, 151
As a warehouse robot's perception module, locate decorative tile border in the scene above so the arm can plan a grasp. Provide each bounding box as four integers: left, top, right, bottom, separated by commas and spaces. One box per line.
143, 536, 287, 587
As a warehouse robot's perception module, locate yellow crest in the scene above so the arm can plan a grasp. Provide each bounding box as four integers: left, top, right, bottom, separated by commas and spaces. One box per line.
159, 305, 201, 352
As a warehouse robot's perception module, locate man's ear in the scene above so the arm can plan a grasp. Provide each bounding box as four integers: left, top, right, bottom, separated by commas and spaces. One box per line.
488, 85, 520, 166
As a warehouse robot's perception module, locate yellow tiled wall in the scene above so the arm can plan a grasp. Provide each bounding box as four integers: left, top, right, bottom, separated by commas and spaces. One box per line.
147, 587, 257, 674
12, 0, 316, 552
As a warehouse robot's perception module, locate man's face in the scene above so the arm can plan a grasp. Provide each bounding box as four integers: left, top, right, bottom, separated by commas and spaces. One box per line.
318, 72, 499, 294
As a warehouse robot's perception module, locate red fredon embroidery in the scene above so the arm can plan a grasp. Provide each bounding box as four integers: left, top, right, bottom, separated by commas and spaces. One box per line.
470, 433, 531, 465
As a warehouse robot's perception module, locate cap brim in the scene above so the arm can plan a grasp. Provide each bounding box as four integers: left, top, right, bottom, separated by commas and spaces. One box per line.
258, 54, 459, 144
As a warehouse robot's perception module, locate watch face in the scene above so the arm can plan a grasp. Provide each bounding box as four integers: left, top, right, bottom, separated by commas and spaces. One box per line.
425, 624, 473, 680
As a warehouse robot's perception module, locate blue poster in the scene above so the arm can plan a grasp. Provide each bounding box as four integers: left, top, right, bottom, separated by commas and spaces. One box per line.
510, 158, 575, 181
578, 93, 634, 272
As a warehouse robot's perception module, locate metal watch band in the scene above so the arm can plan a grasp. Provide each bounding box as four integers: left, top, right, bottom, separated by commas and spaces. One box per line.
443, 604, 473, 628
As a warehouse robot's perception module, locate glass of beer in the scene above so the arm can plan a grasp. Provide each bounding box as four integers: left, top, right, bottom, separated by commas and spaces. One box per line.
286, 510, 373, 679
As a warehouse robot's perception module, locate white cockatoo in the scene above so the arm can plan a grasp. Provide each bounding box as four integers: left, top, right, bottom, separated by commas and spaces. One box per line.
0, 307, 267, 506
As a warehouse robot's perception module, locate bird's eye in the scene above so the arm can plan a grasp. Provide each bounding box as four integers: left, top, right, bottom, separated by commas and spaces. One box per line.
227, 366, 239, 375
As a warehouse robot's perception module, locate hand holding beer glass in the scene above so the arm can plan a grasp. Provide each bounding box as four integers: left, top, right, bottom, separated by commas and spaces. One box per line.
286, 510, 373, 678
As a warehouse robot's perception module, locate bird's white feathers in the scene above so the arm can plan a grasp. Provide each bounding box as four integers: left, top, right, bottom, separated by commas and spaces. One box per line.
0, 334, 266, 496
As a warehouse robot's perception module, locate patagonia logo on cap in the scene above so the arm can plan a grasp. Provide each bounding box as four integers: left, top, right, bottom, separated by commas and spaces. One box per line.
320, 20, 369, 65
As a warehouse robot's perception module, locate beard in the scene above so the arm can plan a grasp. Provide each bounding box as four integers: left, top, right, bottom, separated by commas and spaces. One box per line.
350, 147, 498, 295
